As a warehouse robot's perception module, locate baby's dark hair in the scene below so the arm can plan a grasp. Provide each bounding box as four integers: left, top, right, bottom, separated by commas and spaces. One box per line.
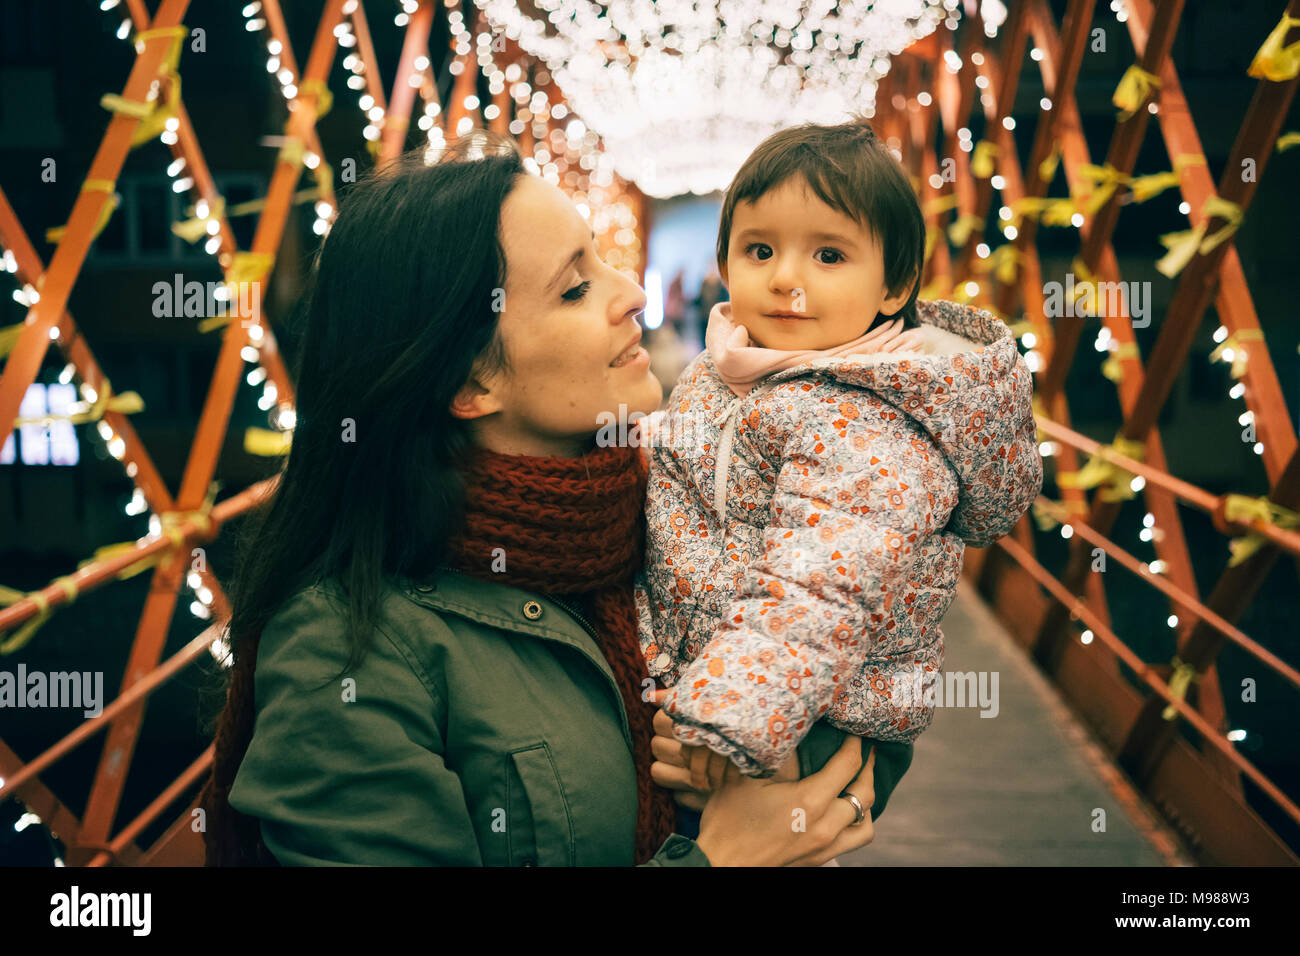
716, 114, 926, 330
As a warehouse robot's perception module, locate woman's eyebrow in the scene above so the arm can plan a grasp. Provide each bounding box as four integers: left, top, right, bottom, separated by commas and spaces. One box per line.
547, 227, 598, 291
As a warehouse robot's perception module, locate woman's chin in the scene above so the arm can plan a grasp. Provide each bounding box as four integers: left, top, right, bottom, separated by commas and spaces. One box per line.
621, 372, 664, 417
590, 378, 663, 434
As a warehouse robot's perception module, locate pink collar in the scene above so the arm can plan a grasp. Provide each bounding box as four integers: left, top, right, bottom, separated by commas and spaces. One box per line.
705, 301, 905, 398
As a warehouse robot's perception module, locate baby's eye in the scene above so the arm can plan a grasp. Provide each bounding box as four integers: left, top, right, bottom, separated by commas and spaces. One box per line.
744, 242, 772, 261
817, 248, 846, 265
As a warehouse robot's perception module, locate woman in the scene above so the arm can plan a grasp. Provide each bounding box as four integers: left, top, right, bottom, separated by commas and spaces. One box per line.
199, 132, 877, 866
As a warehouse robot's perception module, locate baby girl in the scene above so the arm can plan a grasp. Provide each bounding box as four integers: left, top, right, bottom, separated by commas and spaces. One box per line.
635, 117, 1043, 831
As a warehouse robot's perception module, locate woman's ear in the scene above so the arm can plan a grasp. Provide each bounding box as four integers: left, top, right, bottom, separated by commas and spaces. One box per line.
449, 376, 503, 420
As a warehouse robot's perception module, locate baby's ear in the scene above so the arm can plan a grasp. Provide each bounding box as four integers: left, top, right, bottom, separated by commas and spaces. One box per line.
881, 266, 919, 318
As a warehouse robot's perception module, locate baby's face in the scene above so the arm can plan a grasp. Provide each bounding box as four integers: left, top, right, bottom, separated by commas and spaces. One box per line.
720, 176, 914, 350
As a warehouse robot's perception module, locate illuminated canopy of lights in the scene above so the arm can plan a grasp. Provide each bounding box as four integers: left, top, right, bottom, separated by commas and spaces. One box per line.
472, 0, 959, 198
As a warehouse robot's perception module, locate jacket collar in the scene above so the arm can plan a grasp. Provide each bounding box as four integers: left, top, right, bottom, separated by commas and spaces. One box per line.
396, 568, 632, 749
758, 298, 1008, 389
398, 568, 600, 653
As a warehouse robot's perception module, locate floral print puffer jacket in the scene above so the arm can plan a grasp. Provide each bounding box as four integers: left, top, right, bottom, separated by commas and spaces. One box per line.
634, 299, 1043, 776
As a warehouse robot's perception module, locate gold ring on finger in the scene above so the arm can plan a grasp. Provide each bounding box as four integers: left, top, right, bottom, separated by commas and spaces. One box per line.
839, 791, 866, 826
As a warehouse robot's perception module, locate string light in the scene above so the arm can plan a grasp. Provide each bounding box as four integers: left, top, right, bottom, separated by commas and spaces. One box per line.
472, 0, 951, 197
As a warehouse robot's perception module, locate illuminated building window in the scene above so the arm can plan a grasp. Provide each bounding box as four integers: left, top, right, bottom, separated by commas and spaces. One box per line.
0, 383, 79, 466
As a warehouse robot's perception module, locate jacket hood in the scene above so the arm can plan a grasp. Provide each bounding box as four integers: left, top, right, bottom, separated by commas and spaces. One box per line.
756, 298, 1042, 545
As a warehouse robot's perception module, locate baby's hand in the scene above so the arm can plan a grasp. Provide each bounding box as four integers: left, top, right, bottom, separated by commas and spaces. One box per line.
875, 327, 929, 353
680, 742, 741, 792
649, 691, 739, 793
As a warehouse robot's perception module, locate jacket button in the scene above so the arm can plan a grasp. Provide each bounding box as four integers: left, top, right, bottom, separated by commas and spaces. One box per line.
665, 838, 692, 860
522, 601, 543, 620
416, 583, 436, 593
521, 858, 536, 867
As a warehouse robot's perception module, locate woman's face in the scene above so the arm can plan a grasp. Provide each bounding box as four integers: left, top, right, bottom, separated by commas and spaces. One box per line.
451, 174, 661, 457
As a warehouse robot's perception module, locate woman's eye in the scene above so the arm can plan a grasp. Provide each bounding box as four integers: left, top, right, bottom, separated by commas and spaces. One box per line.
745, 243, 771, 260
817, 248, 845, 264
562, 280, 591, 302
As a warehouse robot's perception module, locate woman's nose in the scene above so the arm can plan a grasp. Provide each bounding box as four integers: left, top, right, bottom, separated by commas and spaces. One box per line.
617, 274, 648, 323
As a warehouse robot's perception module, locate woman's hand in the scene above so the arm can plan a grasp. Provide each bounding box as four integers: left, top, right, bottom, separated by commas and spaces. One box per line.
648, 690, 876, 866
697, 734, 876, 867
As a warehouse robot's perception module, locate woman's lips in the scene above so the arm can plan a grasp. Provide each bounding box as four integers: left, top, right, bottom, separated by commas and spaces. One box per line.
610, 343, 648, 367
764, 313, 817, 321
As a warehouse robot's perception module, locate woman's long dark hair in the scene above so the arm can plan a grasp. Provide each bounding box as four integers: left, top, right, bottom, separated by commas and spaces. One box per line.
199, 132, 525, 865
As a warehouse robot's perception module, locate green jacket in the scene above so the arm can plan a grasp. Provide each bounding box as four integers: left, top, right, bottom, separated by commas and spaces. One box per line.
227, 568, 708, 866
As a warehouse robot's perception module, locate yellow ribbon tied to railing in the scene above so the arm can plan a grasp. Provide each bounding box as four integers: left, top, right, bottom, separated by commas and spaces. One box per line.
1223, 493, 1300, 567
198, 251, 275, 333
45, 179, 120, 245
1161, 655, 1201, 721
1126, 155, 1206, 204
974, 244, 1021, 284
244, 427, 293, 457
158, 486, 218, 551
1076, 163, 1130, 216
923, 193, 960, 218
277, 80, 334, 172
1209, 328, 1264, 380
1057, 435, 1146, 502
1041, 196, 1083, 227
1101, 341, 1140, 383
80, 539, 165, 582
1031, 496, 1088, 532
1008, 196, 1053, 229
12, 378, 143, 428
971, 140, 999, 179
0, 320, 27, 359
101, 25, 188, 147
918, 275, 951, 301
0, 577, 79, 655
951, 281, 979, 305
1038, 145, 1061, 184
1248, 13, 1300, 82
171, 196, 227, 244
181, 185, 326, 252
277, 135, 306, 170
1067, 256, 1101, 315
1113, 64, 1161, 121
1155, 196, 1244, 278
924, 225, 940, 266
947, 214, 984, 248
1031, 394, 1047, 445
299, 79, 333, 119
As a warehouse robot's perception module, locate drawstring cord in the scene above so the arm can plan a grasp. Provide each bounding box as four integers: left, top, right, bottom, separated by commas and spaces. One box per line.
711, 396, 743, 526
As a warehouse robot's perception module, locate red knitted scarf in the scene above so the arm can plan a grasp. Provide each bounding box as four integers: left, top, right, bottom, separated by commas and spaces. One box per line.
444, 440, 676, 864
